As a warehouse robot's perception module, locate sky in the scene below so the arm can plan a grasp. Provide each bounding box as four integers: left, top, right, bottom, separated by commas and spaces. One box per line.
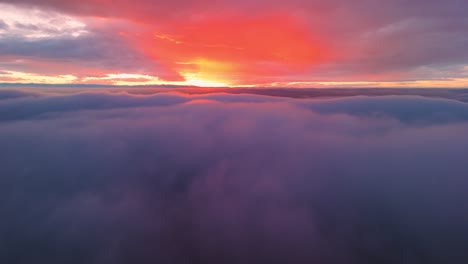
1, 0, 468, 87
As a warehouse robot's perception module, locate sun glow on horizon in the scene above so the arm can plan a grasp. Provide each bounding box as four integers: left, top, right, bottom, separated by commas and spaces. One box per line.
175, 59, 235, 87
180, 73, 229, 87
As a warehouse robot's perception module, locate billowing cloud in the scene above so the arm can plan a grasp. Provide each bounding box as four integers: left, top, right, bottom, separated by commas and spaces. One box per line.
1, 0, 468, 86
1, 89, 468, 263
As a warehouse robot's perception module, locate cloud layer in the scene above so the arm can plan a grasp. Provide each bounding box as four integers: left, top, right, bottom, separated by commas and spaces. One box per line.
1, 89, 468, 263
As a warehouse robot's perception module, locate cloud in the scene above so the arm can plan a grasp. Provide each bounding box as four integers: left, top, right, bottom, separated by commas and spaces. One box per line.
0, 3, 176, 82
0, 91, 189, 121
1, 1, 468, 85
300, 96, 468, 124
0, 3, 87, 39
1, 89, 468, 263
0, 33, 159, 74
0, 89, 37, 100
0, 19, 8, 30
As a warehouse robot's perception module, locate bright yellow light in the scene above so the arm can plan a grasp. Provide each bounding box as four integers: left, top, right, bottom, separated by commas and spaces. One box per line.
0, 71, 78, 84
181, 73, 228, 87
82, 73, 165, 86
177, 58, 234, 87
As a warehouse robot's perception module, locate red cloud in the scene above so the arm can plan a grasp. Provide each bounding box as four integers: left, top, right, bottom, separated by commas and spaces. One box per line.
2, 0, 333, 84
123, 12, 330, 85
2, 0, 468, 86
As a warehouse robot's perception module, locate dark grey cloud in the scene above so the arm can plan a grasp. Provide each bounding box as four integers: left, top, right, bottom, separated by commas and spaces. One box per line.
171, 87, 468, 102
0, 89, 36, 100
0, 33, 162, 75
357, 19, 468, 73
301, 96, 468, 124
1, 89, 468, 263
0, 91, 189, 121
0, 35, 109, 59
0, 19, 8, 30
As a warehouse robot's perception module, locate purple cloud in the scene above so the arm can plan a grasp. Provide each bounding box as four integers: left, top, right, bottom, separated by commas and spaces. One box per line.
1, 89, 468, 263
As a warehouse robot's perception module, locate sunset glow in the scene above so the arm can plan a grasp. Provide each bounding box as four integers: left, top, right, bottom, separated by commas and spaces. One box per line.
1, 1, 468, 87
3, 1, 468, 263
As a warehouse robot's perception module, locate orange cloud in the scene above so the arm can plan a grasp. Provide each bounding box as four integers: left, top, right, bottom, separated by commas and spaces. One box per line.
124, 12, 329, 85
3, 1, 468, 87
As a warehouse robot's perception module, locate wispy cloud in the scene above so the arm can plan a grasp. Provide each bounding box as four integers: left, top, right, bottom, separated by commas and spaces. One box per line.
0, 0, 468, 86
